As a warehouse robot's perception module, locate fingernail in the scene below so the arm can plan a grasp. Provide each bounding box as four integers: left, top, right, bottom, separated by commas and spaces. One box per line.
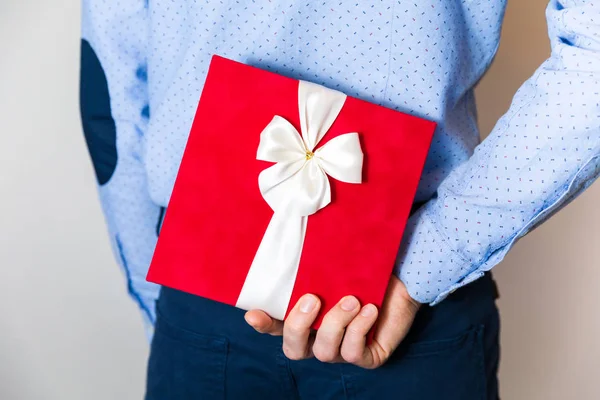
360, 304, 376, 317
244, 314, 259, 330
300, 295, 317, 313
341, 296, 359, 311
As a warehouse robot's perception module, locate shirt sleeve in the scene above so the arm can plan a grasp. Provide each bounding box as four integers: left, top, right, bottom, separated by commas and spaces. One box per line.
80, 0, 160, 335
394, 0, 600, 305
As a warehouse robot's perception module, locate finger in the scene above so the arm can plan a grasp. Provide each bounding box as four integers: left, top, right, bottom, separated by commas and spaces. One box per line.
339, 303, 378, 367
282, 294, 321, 360
363, 276, 420, 369
244, 309, 283, 335
313, 296, 361, 363
373, 276, 420, 355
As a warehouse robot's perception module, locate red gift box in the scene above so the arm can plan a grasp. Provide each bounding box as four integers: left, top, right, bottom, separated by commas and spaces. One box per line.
147, 55, 436, 328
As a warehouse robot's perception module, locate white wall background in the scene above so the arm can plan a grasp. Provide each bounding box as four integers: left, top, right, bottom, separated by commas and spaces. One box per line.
0, 1, 148, 399
0, 1, 598, 399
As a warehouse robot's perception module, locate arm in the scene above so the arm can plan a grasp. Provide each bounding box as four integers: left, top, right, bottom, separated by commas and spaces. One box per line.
395, 0, 600, 305
80, 0, 160, 335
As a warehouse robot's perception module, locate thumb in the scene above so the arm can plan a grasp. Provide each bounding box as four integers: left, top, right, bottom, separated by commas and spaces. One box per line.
245, 309, 284, 336
371, 275, 421, 361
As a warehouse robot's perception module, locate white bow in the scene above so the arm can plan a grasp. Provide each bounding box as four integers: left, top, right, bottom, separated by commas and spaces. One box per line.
235, 80, 363, 319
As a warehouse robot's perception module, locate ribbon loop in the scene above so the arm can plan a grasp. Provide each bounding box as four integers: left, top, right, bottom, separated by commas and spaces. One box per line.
257, 116, 306, 164
314, 132, 363, 184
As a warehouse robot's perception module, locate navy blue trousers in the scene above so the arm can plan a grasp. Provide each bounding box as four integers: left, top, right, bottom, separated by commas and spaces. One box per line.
146, 273, 500, 400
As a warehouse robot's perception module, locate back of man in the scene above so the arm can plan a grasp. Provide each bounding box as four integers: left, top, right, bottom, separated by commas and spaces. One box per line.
80, 1, 600, 398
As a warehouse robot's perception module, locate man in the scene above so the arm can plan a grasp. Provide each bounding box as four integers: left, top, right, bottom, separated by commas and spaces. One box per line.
80, 1, 599, 399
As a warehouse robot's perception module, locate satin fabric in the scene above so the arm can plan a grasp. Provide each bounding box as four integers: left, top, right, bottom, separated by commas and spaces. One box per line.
236, 81, 363, 319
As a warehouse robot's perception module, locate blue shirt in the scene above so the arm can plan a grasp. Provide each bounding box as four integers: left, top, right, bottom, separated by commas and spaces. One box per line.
80, 0, 600, 331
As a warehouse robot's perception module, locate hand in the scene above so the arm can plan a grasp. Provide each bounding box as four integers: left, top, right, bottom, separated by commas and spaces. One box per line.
244, 274, 421, 369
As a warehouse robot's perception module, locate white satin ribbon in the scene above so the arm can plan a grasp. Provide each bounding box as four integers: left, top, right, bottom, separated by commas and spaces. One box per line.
235, 80, 363, 319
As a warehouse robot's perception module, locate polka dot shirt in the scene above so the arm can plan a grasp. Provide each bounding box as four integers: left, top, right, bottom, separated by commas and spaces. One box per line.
80, 0, 600, 329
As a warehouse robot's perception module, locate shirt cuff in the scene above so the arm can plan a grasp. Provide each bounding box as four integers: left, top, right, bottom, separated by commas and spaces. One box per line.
395, 154, 600, 305
393, 205, 485, 305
